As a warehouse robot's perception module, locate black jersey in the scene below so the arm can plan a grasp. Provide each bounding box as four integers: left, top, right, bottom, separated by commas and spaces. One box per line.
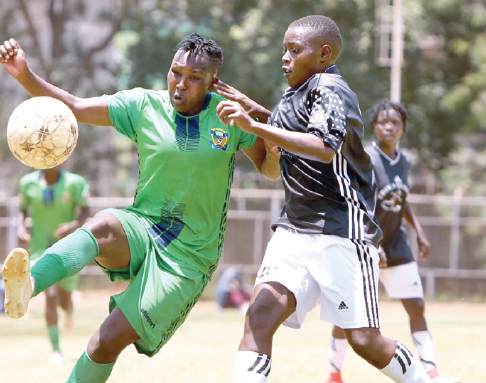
270, 66, 382, 247
366, 143, 415, 266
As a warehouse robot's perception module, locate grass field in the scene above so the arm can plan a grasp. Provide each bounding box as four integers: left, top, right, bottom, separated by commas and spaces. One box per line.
0, 287, 484, 383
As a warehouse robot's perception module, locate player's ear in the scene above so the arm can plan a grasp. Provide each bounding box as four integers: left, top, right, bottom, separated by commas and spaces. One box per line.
208, 77, 219, 92
321, 44, 332, 61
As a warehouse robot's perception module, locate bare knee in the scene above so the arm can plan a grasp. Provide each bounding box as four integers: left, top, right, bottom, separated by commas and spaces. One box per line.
83, 213, 116, 247
83, 213, 131, 270
87, 330, 120, 364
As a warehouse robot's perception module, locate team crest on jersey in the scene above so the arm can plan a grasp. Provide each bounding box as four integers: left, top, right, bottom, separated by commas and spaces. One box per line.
209, 128, 229, 151
62, 191, 71, 203
377, 176, 409, 213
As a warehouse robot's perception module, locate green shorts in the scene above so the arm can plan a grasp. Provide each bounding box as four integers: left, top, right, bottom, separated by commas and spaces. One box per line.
98, 208, 211, 357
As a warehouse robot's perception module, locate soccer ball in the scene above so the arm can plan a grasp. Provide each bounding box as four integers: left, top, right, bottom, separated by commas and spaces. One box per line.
7, 97, 78, 169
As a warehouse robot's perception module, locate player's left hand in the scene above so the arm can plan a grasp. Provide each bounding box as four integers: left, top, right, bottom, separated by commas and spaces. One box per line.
417, 235, 430, 261
214, 80, 271, 123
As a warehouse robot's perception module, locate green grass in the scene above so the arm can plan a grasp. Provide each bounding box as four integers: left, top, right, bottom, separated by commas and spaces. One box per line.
0, 289, 483, 382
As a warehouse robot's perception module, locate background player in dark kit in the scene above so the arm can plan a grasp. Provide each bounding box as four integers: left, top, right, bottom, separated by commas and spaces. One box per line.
326, 100, 460, 383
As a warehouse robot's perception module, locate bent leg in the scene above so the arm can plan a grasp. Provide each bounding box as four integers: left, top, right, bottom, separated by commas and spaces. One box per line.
345, 327, 432, 382
32, 212, 130, 296
239, 281, 296, 355
234, 282, 296, 383
67, 307, 140, 383
344, 327, 396, 369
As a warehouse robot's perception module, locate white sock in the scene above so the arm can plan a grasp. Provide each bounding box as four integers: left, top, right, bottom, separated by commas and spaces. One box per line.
328, 336, 348, 373
380, 342, 432, 382
412, 331, 436, 373
234, 351, 272, 383
30, 276, 35, 296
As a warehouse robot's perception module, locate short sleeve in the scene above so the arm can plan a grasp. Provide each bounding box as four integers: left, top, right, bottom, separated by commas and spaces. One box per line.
103, 88, 147, 142
306, 86, 347, 152
237, 130, 258, 151
73, 177, 90, 207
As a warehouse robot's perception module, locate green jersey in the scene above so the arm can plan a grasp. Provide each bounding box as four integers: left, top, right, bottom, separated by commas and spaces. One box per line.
19, 170, 89, 259
103, 89, 257, 274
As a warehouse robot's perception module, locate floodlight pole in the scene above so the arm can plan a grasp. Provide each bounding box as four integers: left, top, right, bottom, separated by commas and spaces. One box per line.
390, 0, 403, 103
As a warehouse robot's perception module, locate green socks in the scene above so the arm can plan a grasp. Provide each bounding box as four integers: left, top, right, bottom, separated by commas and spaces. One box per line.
31, 228, 99, 297
47, 325, 60, 351
67, 350, 115, 383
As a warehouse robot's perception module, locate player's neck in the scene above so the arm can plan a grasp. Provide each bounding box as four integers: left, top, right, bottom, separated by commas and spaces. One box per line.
378, 142, 397, 159
41, 170, 61, 186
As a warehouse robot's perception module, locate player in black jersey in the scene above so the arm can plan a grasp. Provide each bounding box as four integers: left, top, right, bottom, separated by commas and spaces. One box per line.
326, 101, 460, 383
217, 15, 433, 383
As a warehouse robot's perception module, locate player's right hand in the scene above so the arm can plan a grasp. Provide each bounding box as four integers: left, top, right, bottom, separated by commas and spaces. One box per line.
0, 38, 27, 78
378, 246, 388, 268
17, 225, 31, 243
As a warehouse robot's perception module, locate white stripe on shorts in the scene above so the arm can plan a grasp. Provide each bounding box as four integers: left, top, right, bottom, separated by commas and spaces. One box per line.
353, 239, 380, 328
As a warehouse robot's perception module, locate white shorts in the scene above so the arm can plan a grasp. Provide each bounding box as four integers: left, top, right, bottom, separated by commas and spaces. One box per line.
255, 227, 380, 330
379, 262, 424, 299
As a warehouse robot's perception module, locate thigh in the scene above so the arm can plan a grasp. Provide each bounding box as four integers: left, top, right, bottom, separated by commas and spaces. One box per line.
249, 281, 297, 328
255, 227, 320, 329
380, 262, 424, 299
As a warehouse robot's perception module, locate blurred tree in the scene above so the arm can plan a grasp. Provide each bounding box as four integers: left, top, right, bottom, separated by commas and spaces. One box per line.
0, 0, 134, 196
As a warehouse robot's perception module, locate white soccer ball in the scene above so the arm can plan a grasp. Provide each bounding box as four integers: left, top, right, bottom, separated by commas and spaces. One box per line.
7, 97, 78, 169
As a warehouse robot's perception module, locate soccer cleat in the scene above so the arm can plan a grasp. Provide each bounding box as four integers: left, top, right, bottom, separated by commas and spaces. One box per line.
427, 368, 461, 383
325, 372, 344, 383
3, 248, 32, 318
49, 350, 64, 365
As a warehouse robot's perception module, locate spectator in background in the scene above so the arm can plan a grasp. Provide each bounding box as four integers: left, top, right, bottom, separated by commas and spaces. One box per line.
216, 267, 251, 312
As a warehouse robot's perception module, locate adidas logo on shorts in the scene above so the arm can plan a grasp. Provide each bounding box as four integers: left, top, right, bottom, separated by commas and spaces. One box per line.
338, 301, 349, 310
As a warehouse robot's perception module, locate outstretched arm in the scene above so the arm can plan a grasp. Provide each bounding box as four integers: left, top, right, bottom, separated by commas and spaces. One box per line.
0, 38, 111, 126
403, 201, 430, 261
217, 101, 335, 164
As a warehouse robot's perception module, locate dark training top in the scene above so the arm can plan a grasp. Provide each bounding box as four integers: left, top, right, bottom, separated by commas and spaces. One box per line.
366, 143, 415, 266
269, 65, 382, 247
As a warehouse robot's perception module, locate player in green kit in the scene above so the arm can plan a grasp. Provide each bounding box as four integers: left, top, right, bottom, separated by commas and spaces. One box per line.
18, 165, 90, 364
0, 33, 279, 382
